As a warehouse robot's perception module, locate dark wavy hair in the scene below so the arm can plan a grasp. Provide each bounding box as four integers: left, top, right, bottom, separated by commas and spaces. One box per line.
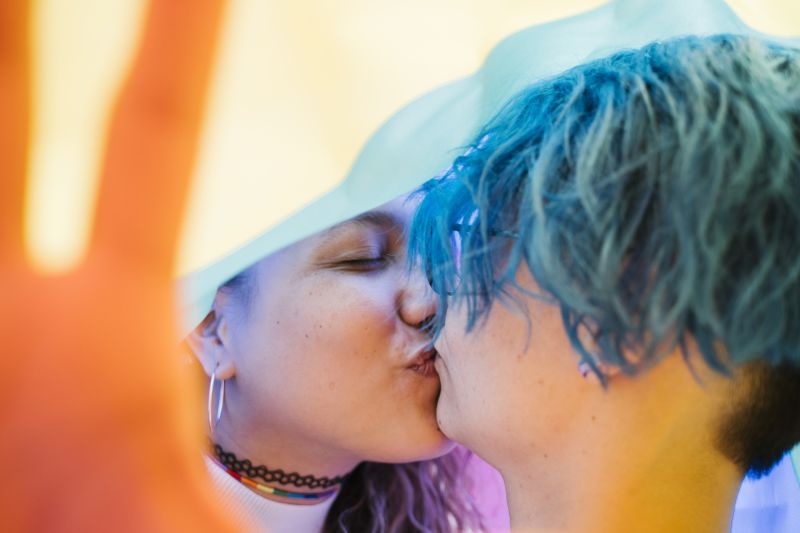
219, 272, 485, 532
410, 34, 800, 476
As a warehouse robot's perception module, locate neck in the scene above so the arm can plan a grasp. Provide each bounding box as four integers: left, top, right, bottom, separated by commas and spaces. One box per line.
500, 358, 744, 532
209, 453, 341, 506
502, 438, 742, 532
211, 418, 356, 505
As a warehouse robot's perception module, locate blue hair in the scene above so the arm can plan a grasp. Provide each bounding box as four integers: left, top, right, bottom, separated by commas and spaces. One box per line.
409, 34, 800, 379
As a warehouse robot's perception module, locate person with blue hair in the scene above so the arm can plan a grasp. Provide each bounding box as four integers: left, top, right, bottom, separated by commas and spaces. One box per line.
410, 34, 800, 532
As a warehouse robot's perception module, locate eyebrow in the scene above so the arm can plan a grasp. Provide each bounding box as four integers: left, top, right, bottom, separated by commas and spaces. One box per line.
317, 210, 405, 246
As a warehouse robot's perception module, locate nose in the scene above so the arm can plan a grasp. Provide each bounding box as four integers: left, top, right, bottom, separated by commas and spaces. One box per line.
398, 262, 439, 330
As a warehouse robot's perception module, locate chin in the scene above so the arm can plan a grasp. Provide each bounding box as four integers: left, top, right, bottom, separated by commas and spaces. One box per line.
425, 432, 457, 458
435, 391, 449, 427
422, 417, 457, 456
404, 437, 456, 463
369, 430, 455, 464
434, 395, 463, 444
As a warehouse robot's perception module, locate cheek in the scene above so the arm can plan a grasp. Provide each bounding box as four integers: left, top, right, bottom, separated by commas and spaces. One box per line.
436, 302, 538, 446
440, 302, 526, 391
260, 278, 445, 459
270, 282, 393, 376
244, 276, 405, 416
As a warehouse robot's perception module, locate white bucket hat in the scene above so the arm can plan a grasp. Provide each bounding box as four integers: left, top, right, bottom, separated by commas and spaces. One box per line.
177, 0, 798, 335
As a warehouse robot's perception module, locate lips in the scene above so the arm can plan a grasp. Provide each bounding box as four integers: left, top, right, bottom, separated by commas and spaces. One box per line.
409, 346, 438, 378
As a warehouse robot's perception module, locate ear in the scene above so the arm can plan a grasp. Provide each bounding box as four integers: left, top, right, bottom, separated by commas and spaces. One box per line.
574, 326, 623, 385
185, 297, 237, 380
579, 357, 623, 387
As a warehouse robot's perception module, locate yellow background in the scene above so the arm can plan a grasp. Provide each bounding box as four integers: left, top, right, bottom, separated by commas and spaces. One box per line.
24, 0, 800, 274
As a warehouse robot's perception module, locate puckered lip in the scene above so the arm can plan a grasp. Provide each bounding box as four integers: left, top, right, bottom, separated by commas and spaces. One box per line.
407, 345, 438, 369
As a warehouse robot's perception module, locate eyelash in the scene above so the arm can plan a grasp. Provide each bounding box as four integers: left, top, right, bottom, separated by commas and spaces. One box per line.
338, 252, 394, 271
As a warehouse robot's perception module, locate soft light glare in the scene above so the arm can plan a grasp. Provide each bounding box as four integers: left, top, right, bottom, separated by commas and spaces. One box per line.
26, 0, 147, 273
726, 0, 800, 36
24, 0, 799, 275
176, 0, 608, 275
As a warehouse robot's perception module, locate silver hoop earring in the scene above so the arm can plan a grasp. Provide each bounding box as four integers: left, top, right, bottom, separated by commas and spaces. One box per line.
208, 366, 226, 433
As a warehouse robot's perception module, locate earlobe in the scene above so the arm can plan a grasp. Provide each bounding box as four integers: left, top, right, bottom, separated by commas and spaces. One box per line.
185, 308, 237, 380
578, 358, 622, 387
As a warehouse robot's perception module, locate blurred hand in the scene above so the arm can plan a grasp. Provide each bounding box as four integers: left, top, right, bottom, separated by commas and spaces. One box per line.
1, 1, 237, 530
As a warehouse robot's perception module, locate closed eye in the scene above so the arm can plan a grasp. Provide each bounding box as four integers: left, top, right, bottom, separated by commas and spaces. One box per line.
337, 255, 392, 271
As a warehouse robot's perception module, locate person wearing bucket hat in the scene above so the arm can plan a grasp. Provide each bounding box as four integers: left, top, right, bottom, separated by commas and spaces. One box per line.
410, 33, 800, 533
185, 193, 487, 532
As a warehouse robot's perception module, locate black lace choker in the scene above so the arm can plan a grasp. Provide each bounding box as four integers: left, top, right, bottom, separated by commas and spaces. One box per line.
212, 443, 348, 489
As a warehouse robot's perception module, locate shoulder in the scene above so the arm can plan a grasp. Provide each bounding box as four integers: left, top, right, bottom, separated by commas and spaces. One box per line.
731, 445, 800, 533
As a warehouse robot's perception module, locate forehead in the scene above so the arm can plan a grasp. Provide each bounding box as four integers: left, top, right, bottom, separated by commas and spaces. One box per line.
318, 196, 414, 241
254, 197, 412, 270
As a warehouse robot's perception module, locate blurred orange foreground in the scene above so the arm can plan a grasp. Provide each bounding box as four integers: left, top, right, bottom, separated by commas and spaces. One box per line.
0, 1, 239, 531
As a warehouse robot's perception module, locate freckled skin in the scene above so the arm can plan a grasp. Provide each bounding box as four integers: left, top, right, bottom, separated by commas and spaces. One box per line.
203, 197, 452, 478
